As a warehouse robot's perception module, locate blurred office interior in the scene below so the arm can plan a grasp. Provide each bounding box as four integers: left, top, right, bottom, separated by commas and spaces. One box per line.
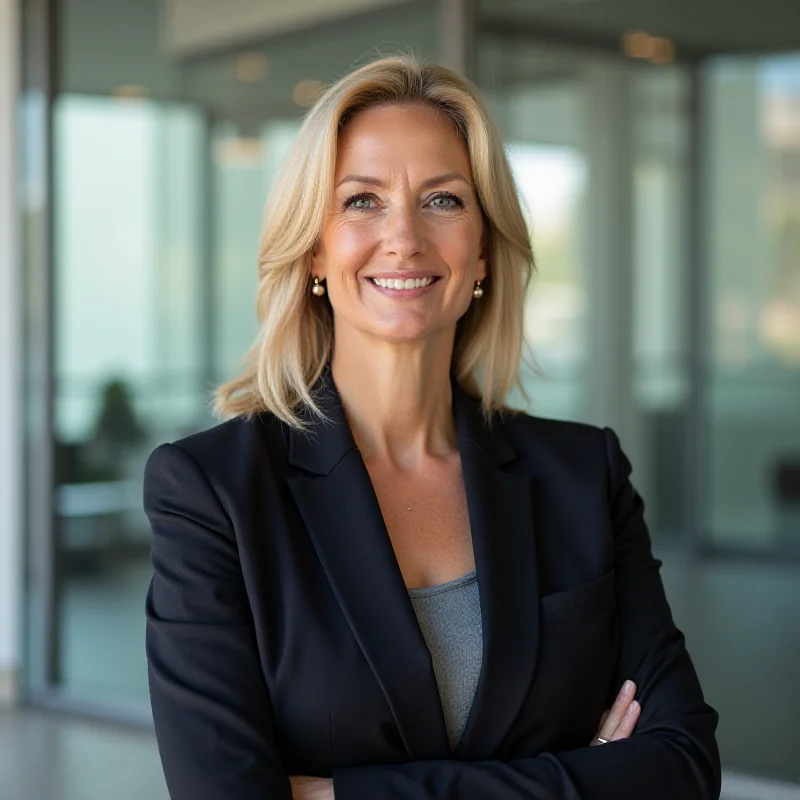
0, 0, 799, 798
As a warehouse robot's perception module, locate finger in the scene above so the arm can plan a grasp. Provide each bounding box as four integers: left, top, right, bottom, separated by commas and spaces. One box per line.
588, 709, 611, 746
610, 699, 640, 741
597, 680, 636, 741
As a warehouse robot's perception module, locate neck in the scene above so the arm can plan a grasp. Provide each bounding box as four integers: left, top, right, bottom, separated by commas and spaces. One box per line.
330, 326, 457, 467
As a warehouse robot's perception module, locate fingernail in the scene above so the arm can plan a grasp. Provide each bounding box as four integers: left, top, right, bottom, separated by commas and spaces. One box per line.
626, 700, 639, 716
622, 680, 634, 696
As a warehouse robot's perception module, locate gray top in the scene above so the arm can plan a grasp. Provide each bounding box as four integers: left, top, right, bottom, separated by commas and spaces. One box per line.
408, 570, 483, 751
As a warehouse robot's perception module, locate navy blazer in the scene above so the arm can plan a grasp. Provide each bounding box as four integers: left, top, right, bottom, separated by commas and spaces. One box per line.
144, 373, 721, 799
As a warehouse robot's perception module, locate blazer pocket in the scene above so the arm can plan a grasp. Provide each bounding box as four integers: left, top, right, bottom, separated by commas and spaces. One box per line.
540, 569, 616, 619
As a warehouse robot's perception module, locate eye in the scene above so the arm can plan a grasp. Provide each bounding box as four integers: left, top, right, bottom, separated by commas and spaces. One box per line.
428, 192, 464, 210
343, 192, 378, 211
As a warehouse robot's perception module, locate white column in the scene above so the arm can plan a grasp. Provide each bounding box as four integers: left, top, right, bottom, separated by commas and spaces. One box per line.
0, 0, 22, 705
582, 60, 645, 472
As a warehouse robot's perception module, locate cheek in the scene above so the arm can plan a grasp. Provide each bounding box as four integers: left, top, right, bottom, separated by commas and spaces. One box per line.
430, 213, 482, 256
325, 222, 377, 269
437, 229, 482, 272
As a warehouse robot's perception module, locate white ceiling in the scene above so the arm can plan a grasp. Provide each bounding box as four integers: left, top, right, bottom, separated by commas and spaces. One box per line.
164, 0, 411, 56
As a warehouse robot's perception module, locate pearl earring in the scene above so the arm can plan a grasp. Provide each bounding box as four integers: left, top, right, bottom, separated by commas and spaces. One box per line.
311, 276, 326, 297
472, 280, 484, 299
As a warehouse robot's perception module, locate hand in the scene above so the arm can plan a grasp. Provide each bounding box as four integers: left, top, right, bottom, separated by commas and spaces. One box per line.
289, 775, 334, 800
589, 679, 641, 746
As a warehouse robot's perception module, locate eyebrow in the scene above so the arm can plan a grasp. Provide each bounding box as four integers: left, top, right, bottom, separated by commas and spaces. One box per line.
334, 172, 472, 191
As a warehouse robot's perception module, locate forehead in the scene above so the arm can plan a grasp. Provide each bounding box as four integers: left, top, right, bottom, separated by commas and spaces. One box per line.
335, 103, 472, 179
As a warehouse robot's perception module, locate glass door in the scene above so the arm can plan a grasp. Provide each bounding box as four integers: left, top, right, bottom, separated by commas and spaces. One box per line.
702, 52, 800, 555
52, 95, 210, 712
476, 33, 693, 542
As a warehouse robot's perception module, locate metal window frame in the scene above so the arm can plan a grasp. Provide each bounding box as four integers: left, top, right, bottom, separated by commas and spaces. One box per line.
20, 0, 59, 699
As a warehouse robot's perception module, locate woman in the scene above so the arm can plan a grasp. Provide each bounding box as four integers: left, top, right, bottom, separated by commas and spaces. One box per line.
144, 55, 720, 799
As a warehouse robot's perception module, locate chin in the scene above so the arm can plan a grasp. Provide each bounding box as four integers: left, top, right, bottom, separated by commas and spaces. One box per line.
366, 318, 439, 344
373, 327, 433, 345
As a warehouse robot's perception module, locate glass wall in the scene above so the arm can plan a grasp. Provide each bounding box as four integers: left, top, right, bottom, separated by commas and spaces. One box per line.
477, 35, 692, 541
478, 38, 589, 422
631, 67, 692, 541
695, 56, 800, 779
52, 95, 208, 708
703, 53, 800, 553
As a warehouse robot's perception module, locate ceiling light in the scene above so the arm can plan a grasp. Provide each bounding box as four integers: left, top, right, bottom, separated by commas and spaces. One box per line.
293, 79, 323, 108
622, 30, 656, 60
236, 52, 269, 84
213, 137, 264, 167
649, 37, 676, 64
112, 85, 147, 101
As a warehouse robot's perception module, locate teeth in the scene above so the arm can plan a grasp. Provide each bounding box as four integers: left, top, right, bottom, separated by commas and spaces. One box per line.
371, 276, 434, 289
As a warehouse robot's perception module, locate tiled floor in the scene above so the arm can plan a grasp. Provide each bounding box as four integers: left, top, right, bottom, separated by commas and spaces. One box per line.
0, 709, 168, 800
2, 708, 800, 800
660, 552, 800, 784
3, 550, 798, 799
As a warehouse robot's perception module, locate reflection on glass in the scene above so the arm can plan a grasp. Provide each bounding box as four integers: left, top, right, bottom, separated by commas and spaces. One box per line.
705, 53, 800, 551
53, 95, 207, 709
631, 67, 691, 538
212, 120, 300, 381
508, 143, 587, 413
478, 40, 590, 421
479, 39, 692, 543
510, 144, 587, 364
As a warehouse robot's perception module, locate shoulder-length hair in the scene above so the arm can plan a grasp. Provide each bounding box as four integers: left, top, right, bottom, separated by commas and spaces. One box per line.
214, 54, 534, 428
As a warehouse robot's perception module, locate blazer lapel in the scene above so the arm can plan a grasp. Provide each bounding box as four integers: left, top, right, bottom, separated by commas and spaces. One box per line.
285, 373, 542, 762
451, 386, 541, 760
286, 373, 451, 761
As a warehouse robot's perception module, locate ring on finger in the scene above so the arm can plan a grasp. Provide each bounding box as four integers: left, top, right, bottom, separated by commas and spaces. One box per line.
595, 737, 609, 745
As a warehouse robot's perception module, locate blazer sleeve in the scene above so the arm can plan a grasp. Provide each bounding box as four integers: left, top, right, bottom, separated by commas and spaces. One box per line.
331, 427, 722, 800
144, 442, 292, 800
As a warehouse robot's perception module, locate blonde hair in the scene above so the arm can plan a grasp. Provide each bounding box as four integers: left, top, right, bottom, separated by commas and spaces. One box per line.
214, 54, 534, 427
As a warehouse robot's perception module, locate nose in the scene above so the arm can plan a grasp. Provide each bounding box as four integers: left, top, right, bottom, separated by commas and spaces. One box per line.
382, 203, 426, 261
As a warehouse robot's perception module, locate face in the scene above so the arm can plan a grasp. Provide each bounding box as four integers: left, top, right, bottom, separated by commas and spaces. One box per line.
312, 102, 487, 345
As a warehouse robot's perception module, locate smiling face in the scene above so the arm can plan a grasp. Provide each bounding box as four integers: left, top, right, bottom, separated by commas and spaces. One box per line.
312, 102, 487, 346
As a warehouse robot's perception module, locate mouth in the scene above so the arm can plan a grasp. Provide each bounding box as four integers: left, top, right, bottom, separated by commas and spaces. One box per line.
367, 275, 440, 290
